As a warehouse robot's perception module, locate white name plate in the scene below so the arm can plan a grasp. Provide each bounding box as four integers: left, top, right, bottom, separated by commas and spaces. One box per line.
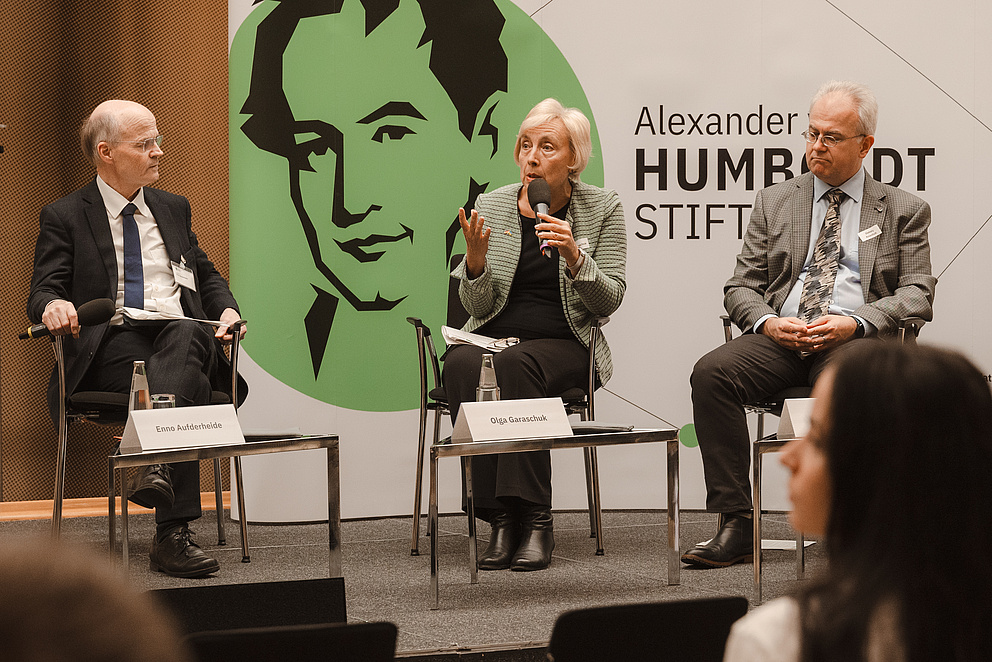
452, 397, 573, 443
119, 404, 245, 454
777, 397, 815, 440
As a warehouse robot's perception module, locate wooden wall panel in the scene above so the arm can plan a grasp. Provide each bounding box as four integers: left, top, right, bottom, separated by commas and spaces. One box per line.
0, 0, 230, 501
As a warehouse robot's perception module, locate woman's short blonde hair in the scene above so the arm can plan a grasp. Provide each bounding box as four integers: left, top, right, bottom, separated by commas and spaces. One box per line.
514, 98, 592, 182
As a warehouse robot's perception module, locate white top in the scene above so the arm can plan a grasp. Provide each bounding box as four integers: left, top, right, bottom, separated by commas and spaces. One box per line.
724, 595, 906, 662
96, 175, 183, 323
723, 597, 800, 662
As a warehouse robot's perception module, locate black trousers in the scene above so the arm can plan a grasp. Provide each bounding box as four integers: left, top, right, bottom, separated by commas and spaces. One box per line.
79, 319, 219, 526
442, 339, 589, 512
690, 333, 872, 513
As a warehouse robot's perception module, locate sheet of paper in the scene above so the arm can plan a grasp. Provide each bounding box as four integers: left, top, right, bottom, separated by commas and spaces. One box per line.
441, 326, 517, 352
123, 307, 227, 327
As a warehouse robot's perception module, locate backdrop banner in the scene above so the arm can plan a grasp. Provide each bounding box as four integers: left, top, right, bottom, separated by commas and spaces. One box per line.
229, 0, 992, 517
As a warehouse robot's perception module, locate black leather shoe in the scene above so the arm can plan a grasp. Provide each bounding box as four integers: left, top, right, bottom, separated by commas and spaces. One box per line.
478, 510, 520, 570
128, 464, 174, 510
150, 525, 220, 578
511, 506, 554, 571
681, 513, 754, 568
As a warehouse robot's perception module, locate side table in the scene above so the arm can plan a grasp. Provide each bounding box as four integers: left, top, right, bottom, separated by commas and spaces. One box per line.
109, 435, 341, 576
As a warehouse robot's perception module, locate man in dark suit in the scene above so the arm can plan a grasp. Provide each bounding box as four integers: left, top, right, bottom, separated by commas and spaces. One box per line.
683, 81, 936, 568
28, 99, 246, 577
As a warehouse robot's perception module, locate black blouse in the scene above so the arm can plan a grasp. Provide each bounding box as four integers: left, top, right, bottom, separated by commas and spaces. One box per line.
477, 202, 574, 342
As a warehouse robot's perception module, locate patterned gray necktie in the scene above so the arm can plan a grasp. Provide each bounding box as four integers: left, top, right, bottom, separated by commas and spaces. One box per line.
797, 188, 845, 323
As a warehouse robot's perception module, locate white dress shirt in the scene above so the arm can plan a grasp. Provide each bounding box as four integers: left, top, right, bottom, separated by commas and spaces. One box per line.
96, 176, 183, 324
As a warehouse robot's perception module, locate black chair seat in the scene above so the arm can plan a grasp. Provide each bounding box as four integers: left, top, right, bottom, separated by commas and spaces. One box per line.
69, 390, 231, 414
749, 386, 813, 417
428, 386, 447, 404
558, 387, 588, 404
429, 386, 586, 410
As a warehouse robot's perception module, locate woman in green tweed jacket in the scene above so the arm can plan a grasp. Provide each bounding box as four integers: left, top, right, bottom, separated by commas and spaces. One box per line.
443, 99, 627, 572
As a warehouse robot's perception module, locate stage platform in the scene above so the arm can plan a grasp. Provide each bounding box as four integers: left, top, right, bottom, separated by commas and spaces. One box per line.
0, 509, 822, 656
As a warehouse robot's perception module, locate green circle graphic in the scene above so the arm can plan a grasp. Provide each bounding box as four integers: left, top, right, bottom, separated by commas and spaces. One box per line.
229, 0, 602, 411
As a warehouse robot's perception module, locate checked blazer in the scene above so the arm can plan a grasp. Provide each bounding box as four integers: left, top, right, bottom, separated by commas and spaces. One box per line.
451, 180, 627, 385
724, 171, 935, 335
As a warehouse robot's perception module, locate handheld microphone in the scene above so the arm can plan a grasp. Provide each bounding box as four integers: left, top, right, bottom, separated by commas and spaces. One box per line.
19, 298, 116, 339
527, 179, 553, 258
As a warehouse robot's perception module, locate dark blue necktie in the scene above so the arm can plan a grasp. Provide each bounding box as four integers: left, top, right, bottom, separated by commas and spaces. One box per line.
122, 203, 144, 309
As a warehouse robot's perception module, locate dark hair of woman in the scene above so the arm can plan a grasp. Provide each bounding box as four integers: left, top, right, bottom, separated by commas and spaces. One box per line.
798, 342, 992, 662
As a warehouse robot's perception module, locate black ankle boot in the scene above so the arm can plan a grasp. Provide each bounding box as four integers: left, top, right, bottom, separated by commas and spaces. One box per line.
511, 506, 554, 571
478, 510, 520, 570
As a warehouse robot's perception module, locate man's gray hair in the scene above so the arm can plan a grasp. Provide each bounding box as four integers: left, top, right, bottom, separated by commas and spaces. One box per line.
79, 107, 124, 166
811, 80, 878, 136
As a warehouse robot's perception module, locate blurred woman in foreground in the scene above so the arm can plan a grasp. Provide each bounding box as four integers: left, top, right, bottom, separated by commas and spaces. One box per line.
725, 342, 992, 662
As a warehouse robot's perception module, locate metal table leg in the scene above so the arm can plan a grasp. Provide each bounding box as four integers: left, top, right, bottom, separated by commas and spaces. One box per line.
122, 467, 130, 572
464, 457, 478, 586
327, 445, 342, 577
753, 442, 763, 603
667, 437, 680, 585
108, 457, 117, 561
429, 445, 440, 609
234, 456, 250, 563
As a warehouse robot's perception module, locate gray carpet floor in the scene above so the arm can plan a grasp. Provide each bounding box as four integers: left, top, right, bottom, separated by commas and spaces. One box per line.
0, 510, 823, 655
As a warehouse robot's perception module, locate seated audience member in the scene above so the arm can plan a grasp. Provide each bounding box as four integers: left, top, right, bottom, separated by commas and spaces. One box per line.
0, 537, 191, 662
443, 98, 627, 572
723, 342, 992, 662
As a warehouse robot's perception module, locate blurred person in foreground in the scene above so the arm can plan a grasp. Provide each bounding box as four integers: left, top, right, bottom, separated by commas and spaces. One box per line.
443, 98, 626, 571
724, 342, 992, 662
0, 537, 190, 662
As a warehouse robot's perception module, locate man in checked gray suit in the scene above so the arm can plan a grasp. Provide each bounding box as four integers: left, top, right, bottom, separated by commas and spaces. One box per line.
683, 81, 936, 568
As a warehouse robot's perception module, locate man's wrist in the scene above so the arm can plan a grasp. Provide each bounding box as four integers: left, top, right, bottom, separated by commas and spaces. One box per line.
852, 315, 866, 338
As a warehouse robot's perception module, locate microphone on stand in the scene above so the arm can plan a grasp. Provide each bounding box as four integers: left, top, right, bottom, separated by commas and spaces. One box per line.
527, 179, 553, 258
18, 298, 116, 339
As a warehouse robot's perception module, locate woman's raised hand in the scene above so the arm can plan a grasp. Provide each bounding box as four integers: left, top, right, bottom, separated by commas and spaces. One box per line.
459, 207, 491, 279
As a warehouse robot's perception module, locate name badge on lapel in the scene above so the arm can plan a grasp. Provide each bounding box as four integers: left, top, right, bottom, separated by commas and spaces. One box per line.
172, 259, 196, 291
858, 225, 882, 242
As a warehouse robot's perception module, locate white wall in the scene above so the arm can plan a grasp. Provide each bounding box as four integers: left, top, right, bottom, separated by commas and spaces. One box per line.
229, 0, 992, 518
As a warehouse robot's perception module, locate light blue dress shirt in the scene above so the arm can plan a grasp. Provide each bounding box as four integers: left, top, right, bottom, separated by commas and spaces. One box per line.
756, 168, 874, 335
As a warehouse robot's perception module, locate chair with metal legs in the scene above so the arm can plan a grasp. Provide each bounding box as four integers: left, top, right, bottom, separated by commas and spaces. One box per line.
408, 255, 610, 556
721, 315, 925, 602
406, 315, 609, 555
45, 321, 248, 546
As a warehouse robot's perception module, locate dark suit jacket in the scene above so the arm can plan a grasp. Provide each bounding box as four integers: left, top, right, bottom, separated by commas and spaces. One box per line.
724, 171, 936, 336
27, 178, 243, 418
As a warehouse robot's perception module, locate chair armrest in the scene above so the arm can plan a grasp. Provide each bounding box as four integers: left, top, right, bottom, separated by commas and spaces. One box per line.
720, 314, 733, 343
228, 320, 245, 409
406, 316, 433, 339
898, 317, 926, 343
